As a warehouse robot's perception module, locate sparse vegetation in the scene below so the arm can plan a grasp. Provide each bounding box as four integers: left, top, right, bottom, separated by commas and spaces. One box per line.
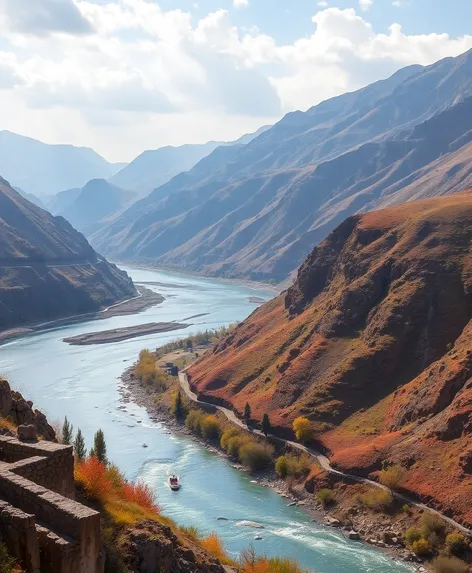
199, 532, 233, 565
378, 463, 404, 490
155, 325, 237, 359
134, 349, 166, 389
445, 532, 469, 556
275, 454, 312, 479
357, 487, 394, 511
239, 442, 274, 471
0, 543, 17, 573
292, 417, 313, 444
432, 556, 470, 573
316, 488, 336, 507
239, 546, 309, 573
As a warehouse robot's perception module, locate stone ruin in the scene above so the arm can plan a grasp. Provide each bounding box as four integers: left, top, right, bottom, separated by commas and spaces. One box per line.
0, 434, 103, 573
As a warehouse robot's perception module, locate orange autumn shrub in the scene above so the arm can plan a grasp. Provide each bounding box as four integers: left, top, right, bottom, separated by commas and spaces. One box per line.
122, 482, 160, 513
74, 456, 112, 503
200, 532, 233, 565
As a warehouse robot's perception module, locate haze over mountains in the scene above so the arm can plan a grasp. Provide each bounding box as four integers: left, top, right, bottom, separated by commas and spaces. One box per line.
90, 49, 472, 283
110, 126, 269, 195
0, 131, 124, 197
0, 177, 136, 330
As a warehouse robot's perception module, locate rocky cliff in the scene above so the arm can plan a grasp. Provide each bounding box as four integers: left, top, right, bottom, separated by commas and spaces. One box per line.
0, 377, 55, 440
0, 177, 137, 331
188, 193, 472, 525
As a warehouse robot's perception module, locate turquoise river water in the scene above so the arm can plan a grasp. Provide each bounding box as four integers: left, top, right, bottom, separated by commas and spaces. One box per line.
0, 267, 412, 573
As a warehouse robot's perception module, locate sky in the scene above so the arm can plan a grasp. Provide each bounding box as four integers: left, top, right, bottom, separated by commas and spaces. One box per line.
0, 0, 472, 163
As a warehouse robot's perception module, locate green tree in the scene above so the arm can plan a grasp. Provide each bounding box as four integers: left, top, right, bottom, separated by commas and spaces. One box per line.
261, 413, 271, 437
62, 416, 74, 445
73, 428, 87, 462
89, 429, 108, 464
244, 402, 251, 422
174, 391, 185, 419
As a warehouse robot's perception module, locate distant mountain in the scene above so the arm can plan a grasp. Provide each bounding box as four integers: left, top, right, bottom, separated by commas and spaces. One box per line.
46, 187, 82, 215
59, 179, 136, 236
92, 49, 472, 282
188, 193, 472, 526
109, 125, 270, 195
13, 187, 46, 210
0, 178, 136, 331
0, 131, 124, 196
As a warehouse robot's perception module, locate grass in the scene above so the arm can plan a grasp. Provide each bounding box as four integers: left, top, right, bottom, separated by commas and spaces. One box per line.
432, 556, 470, 573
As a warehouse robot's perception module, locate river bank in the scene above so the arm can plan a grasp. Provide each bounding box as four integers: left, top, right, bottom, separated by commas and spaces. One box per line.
64, 321, 189, 345
0, 286, 163, 343
120, 363, 427, 572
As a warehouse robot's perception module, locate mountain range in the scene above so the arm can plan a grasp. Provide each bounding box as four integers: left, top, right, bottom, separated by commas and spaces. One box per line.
109, 126, 269, 196
91, 49, 472, 283
188, 193, 472, 526
0, 131, 124, 197
0, 177, 136, 331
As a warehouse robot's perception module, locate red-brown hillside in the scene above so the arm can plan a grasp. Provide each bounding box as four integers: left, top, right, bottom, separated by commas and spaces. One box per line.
188, 193, 472, 525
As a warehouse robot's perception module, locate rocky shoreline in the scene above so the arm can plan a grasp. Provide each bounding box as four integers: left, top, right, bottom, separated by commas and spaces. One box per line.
64, 321, 189, 345
119, 365, 429, 573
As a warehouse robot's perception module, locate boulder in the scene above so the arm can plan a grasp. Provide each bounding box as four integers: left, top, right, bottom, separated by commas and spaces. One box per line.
347, 531, 361, 541
17, 424, 37, 442
0, 378, 12, 416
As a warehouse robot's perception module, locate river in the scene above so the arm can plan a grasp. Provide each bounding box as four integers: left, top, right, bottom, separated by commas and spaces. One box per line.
0, 266, 412, 573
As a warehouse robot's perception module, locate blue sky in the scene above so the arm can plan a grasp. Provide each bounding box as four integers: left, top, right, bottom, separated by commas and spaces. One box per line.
0, 0, 471, 161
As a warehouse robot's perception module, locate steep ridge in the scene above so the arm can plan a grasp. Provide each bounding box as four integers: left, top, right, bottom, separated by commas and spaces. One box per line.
0, 131, 123, 197
93, 50, 472, 281
188, 194, 472, 525
110, 126, 270, 195
0, 178, 136, 330
59, 178, 136, 235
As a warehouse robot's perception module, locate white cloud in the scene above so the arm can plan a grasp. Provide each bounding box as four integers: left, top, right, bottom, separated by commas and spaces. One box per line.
317, 1, 329, 6
392, 0, 410, 6
0, 1, 470, 162
359, 0, 373, 11
233, 0, 249, 7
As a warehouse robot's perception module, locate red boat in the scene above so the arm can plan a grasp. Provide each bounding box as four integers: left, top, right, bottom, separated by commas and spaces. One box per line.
168, 475, 180, 491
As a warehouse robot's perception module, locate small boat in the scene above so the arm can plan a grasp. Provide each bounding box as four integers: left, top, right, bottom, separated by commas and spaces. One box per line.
168, 475, 180, 491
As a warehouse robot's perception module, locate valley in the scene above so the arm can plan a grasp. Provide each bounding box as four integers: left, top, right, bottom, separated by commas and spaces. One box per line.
0, 267, 414, 573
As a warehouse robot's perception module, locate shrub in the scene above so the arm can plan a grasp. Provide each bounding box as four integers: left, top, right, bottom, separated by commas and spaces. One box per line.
421, 513, 447, 540
411, 538, 431, 556
402, 504, 412, 515
292, 417, 313, 443
180, 525, 202, 542
445, 532, 469, 556
185, 410, 206, 435
432, 556, 470, 573
240, 549, 308, 573
75, 456, 112, 503
276, 454, 311, 480
0, 543, 17, 573
358, 488, 394, 511
220, 427, 240, 451
201, 415, 221, 440
226, 434, 252, 459
379, 464, 404, 490
405, 527, 422, 547
122, 482, 159, 513
316, 488, 336, 507
134, 349, 166, 389
200, 533, 233, 565
276, 455, 289, 479
239, 442, 274, 471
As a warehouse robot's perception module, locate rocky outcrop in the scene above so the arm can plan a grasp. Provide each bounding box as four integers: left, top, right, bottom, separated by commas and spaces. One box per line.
0, 378, 55, 440
123, 522, 228, 573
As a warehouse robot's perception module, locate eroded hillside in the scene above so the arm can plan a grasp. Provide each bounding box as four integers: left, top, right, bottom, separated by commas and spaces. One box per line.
188, 194, 472, 525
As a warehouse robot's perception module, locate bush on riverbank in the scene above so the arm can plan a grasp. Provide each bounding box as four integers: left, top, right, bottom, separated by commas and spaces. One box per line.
239, 547, 309, 573
219, 427, 274, 471
275, 454, 312, 479
134, 349, 166, 390
155, 325, 238, 358
357, 487, 394, 511
432, 556, 470, 573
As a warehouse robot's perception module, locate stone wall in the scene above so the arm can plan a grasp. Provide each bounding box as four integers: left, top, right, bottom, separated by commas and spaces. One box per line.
0, 436, 102, 573
0, 437, 75, 499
